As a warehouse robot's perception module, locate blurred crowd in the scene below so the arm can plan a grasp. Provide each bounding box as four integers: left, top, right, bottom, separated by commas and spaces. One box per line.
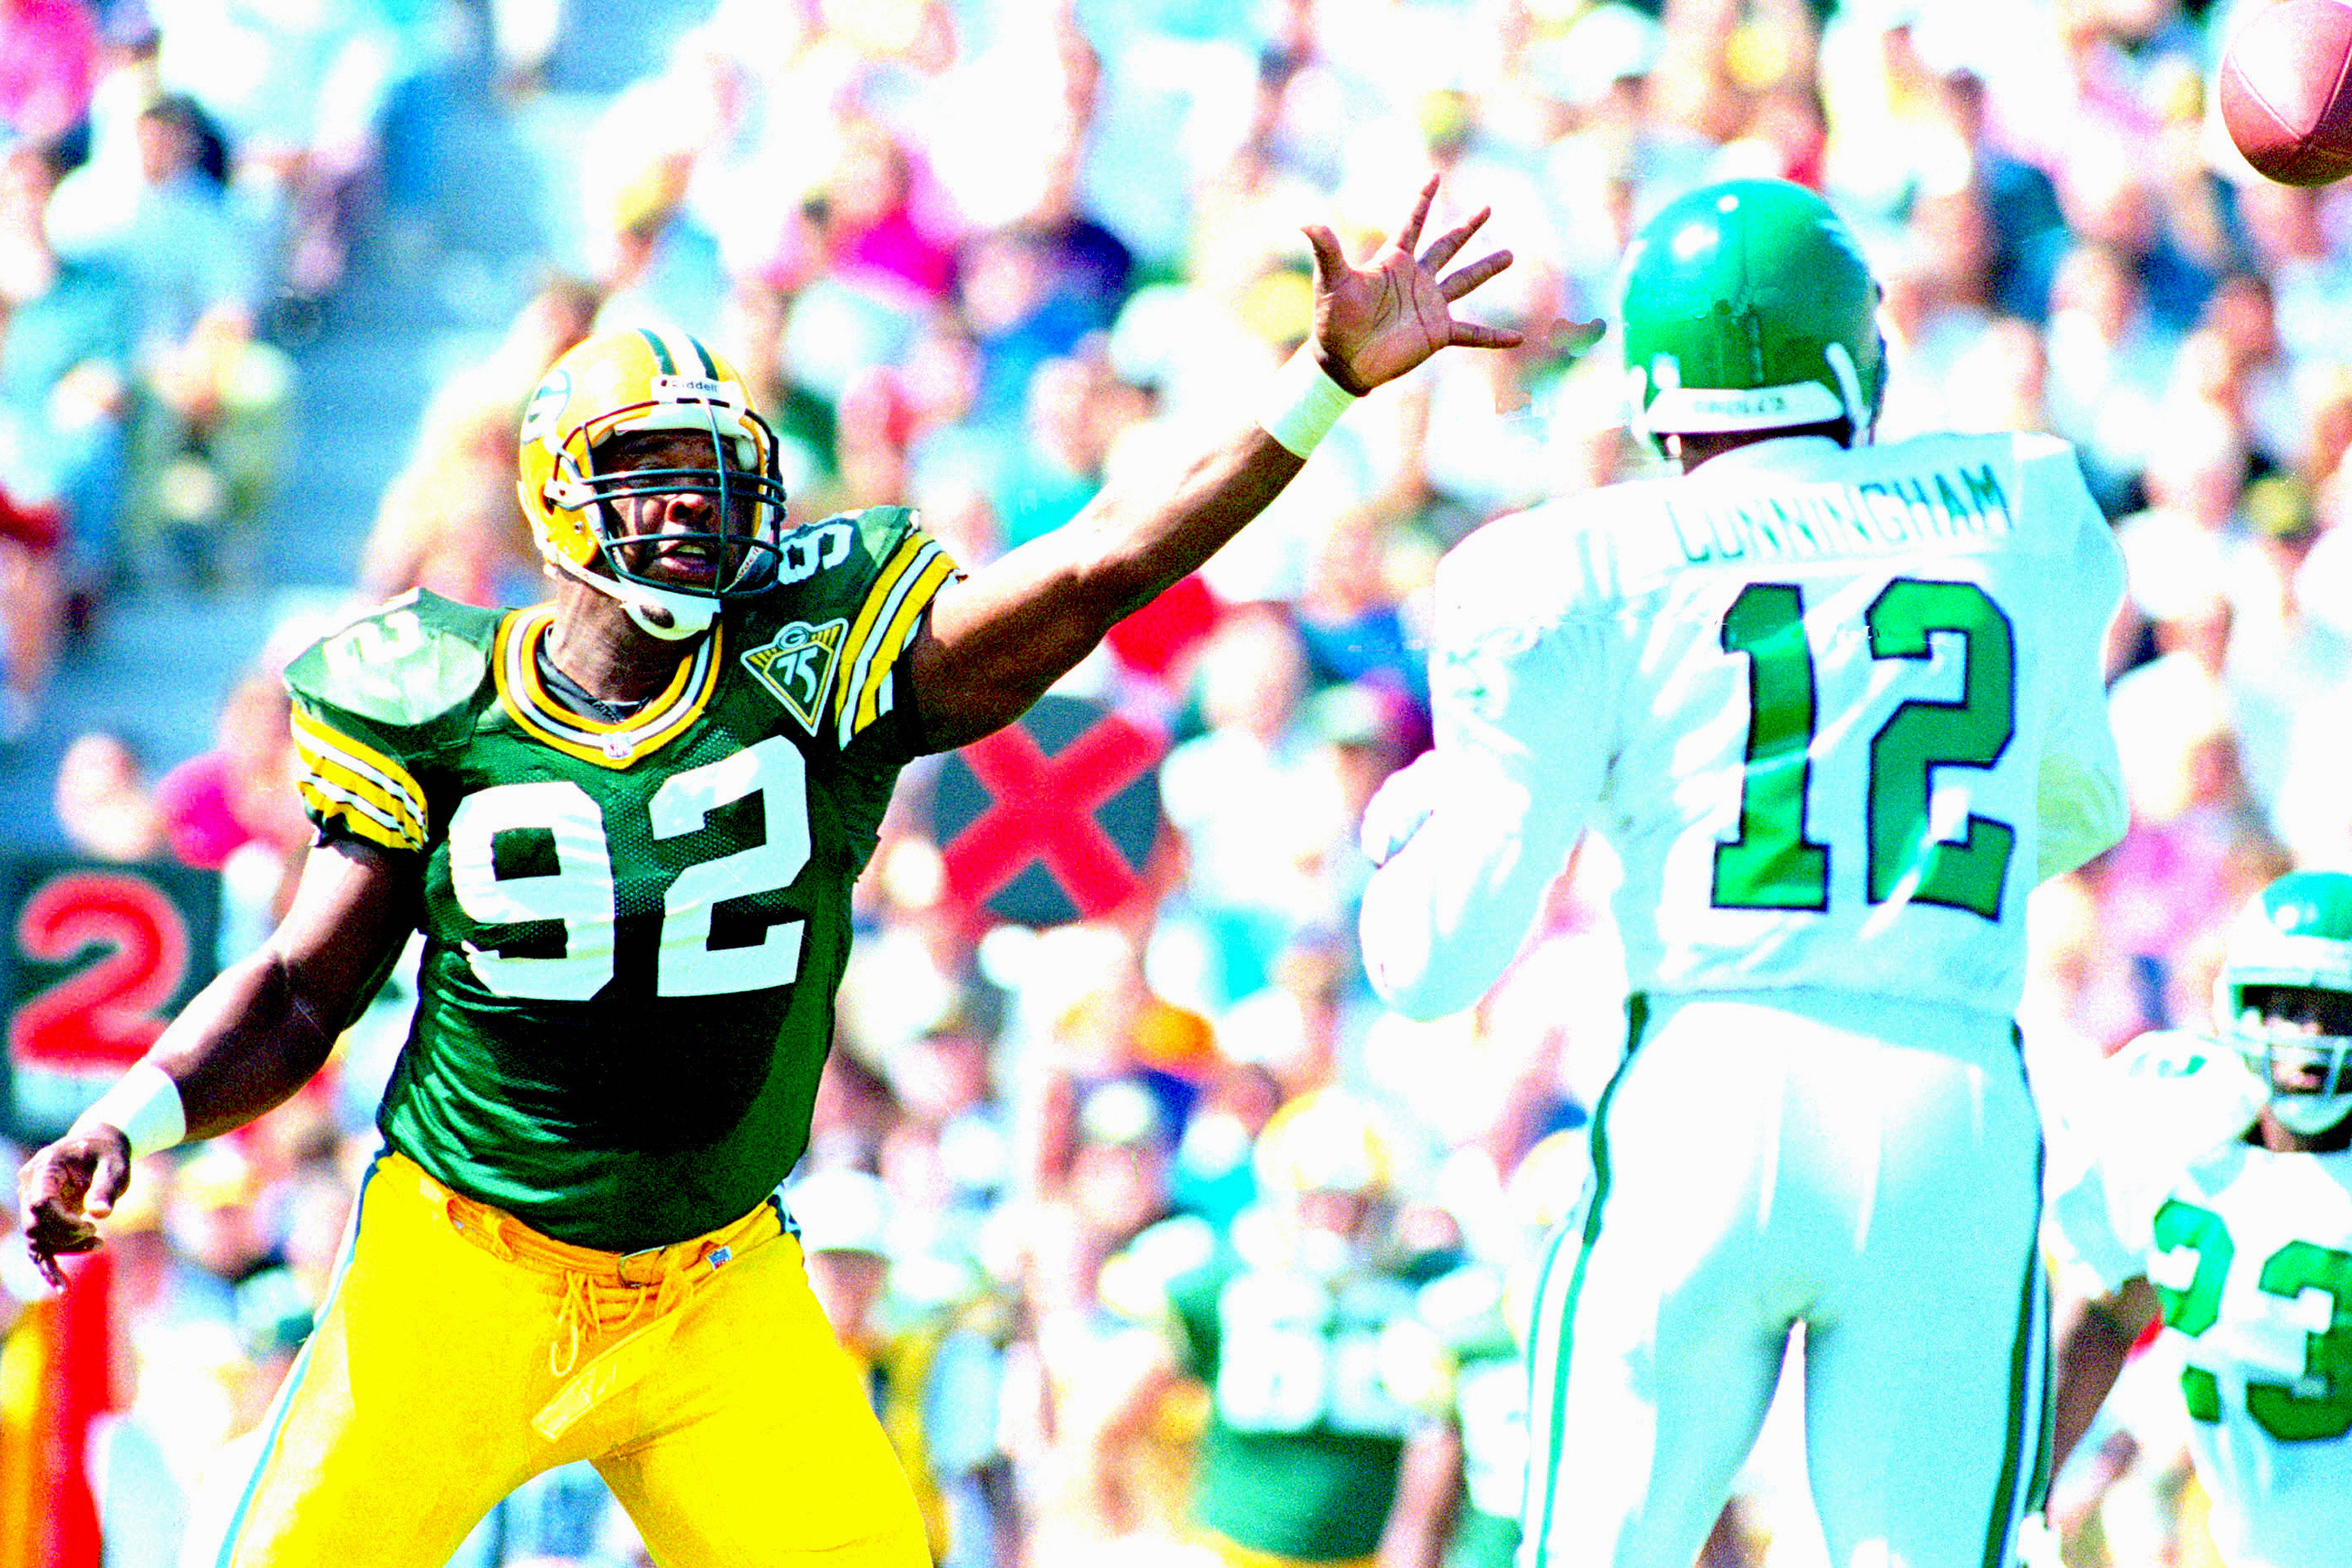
0, 0, 450, 743
9, 0, 2352, 1564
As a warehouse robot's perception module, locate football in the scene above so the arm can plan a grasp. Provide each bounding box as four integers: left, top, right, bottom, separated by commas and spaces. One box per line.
2219, 0, 2352, 186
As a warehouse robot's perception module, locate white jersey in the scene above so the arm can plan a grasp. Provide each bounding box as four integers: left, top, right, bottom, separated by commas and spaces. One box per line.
2047, 1032, 2352, 1568
1361, 430, 2126, 1020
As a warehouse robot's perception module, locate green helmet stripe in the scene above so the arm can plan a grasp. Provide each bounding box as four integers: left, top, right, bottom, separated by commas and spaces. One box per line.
635, 327, 676, 375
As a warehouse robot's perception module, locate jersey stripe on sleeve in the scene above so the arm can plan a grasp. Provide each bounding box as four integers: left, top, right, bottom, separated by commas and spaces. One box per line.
290, 704, 429, 850
835, 534, 957, 748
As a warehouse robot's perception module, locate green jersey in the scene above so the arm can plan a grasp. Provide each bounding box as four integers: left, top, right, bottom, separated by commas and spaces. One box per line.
284, 508, 957, 1250
1153, 1224, 1426, 1561
1415, 1262, 1526, 1568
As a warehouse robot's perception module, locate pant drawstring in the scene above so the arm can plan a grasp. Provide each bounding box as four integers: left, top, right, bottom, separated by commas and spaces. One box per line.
549, 1259, 693, 1378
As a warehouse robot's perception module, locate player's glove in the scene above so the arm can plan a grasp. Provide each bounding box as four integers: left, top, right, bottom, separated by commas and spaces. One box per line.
1360, 751, 1452, 867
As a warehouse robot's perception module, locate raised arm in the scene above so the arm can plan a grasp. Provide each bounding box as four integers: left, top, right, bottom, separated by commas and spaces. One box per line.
907, 175, 1521, 751
17, 838, 417, 1286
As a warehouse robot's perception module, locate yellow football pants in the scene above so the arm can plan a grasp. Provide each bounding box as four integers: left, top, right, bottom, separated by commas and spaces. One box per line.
215, 1150, 930, 1566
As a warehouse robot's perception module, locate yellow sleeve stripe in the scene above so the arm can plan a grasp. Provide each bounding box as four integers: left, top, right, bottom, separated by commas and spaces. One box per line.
849, 551, 957, 739
835, 538, 932, 715
295, 779, 421, 851
290, 707, 427, 850
835, 535, 948, 747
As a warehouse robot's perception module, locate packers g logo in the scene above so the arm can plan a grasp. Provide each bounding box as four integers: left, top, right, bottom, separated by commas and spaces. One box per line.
519, 369, 570, 452
743, 619, 847, 733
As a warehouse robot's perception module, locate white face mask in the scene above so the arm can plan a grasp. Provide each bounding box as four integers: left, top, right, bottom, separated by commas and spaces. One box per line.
2269, 1092, 2352, 1137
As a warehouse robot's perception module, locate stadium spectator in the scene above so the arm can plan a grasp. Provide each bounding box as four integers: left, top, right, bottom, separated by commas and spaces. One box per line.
0, 139, 129, 710
49, 93, 289, 587
0, 0, 98, 147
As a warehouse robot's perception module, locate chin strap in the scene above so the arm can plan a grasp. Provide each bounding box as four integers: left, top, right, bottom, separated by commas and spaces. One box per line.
550, 551, 715, 641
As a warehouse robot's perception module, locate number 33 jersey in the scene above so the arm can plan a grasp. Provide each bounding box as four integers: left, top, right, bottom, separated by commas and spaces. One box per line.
2048, 1033, 2352, 1568
283, 507, 957, 1251
1362, 431, 2126, 1020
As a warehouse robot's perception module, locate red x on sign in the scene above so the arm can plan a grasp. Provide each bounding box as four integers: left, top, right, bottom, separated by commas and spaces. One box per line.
933, 695, 1166, 927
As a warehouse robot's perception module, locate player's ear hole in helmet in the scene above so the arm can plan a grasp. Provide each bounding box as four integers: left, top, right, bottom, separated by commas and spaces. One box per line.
516, 327, 792, 641
1616, 177, 1888, 455
2217, 870, 2352, 1136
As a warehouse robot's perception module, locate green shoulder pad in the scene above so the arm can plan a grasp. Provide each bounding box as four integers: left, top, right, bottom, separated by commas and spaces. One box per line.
284, 591, 501, 732
282, 593, 499, 853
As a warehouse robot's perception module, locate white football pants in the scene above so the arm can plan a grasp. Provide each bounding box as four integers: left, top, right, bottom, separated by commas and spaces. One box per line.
1519, 989, 2048, 1568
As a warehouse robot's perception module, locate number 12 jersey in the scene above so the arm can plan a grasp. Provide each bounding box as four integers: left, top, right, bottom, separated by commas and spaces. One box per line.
1362, 431, 2126, 1020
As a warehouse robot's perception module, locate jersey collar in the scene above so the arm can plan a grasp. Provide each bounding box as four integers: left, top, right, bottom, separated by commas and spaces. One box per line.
493, 605, 723, 769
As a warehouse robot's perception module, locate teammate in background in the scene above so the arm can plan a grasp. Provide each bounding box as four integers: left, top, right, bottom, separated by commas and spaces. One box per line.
1358, 177, 2129, 1568
2043, 871, 2352, 1568
1093, 1090, 1449, 1568
16, 176, 1519, 1568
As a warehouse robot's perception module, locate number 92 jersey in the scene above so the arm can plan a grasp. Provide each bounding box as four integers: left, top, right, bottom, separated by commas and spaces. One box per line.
2047, 1032, 2352, 1568
283, 507, 957, 1252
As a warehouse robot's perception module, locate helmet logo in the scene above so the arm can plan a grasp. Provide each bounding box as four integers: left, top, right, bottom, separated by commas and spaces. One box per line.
520, 370, 570, 452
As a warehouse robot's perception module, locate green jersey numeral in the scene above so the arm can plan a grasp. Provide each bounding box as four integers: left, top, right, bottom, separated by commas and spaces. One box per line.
2152, 1198, 2233, 1422
2250, 1240, 2352, 1442
1712, 578, 2017, 917
1713, 585, 1829, 910
2151, 1201, 2352, 1441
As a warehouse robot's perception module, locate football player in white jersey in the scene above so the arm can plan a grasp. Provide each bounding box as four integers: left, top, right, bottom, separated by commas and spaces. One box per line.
1357, 177, 2129, 1568
2044, 871, 2352, 1568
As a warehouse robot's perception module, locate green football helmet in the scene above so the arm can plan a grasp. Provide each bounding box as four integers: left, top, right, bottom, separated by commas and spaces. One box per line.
1617, 178, 1885, 449
2217, 871, 2352, 1136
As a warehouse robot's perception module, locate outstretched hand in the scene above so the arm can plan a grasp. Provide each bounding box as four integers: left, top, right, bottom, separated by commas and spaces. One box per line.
1303, 174, 1522, 397
17, 1125, 132, 1290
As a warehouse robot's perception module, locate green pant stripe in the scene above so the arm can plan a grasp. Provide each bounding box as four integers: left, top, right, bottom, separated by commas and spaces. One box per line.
1979, 1113, 2048, 1568
1527, 993, 1647, 1568
216, 1153, 383, 1567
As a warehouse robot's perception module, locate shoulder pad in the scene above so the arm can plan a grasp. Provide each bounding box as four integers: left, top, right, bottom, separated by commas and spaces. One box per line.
284, 591, 499, 731
2092, 1030, 2263, 1156
754, 507, 959, 753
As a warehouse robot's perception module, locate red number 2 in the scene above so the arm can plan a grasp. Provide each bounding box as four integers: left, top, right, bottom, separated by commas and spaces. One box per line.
8, 872, 190, 1070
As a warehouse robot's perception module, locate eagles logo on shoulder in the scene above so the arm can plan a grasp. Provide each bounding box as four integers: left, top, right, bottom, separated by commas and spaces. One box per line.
744, 619, 848, 733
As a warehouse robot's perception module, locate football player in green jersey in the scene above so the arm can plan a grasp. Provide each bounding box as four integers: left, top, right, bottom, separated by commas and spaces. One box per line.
1097, 1090, 1444, 1568
18, 176, 1520, 1568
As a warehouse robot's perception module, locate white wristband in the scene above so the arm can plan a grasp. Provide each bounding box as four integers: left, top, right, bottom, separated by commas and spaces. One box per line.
75, 1062, 187, 1159
1257, 345, 1359, 458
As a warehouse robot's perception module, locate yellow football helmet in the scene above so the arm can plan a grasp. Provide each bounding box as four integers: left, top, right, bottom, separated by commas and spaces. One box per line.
515, 326, 790, 639
1255, 1090, 1398, 1199
1253, 1090, 1403, 1279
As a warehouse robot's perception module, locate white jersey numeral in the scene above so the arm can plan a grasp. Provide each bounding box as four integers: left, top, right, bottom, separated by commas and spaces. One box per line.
445, 742, 810, 1001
